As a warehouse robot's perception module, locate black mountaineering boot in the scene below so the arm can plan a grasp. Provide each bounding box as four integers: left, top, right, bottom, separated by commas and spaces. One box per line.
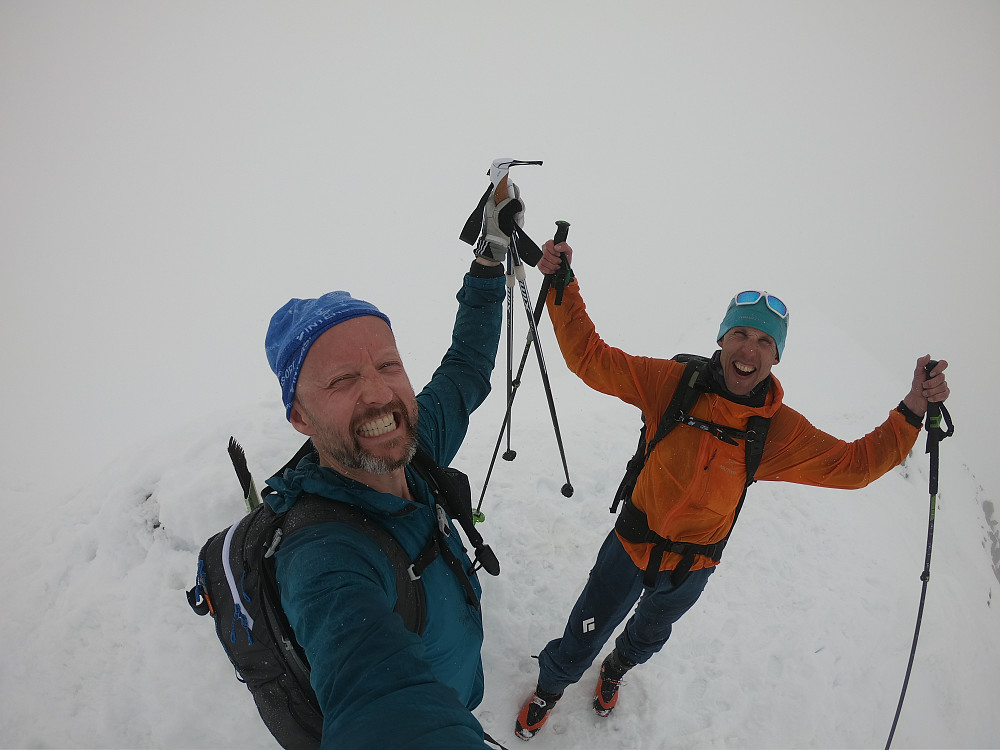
593, 649, 635, 717
515, 687, 563, 741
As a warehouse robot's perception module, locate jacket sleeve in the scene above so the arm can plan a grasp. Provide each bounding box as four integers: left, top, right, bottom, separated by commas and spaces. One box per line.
417, 273, 505, 465
758, 404, 920, 489
275, 524, 488, 749
544, 277, 677, 415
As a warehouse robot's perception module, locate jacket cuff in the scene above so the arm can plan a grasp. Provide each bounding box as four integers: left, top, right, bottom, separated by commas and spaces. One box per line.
896, 401, 924, 429
469, 259, 504, 278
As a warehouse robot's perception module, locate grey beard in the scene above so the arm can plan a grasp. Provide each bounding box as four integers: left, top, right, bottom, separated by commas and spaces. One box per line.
316, 400, 420, 475
330, 434, 418, 475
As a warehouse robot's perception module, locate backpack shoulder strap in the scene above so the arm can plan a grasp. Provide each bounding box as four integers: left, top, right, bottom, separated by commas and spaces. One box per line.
644, 355, 712, 456
615, 412, 773, 589
742, 415, 771, 488
609, 355, 711, 514
259, 438, 425, 631
719, 413, 772, 541
410, 447, 500, 578
610, 357, 773, 586
279, 493, 427, 636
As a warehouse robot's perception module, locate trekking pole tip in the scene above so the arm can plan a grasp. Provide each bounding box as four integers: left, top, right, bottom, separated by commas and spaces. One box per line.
561, 483, 574, 498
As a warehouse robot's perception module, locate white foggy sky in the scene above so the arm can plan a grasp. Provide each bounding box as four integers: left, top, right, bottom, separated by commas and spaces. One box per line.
1, 1, 997, 498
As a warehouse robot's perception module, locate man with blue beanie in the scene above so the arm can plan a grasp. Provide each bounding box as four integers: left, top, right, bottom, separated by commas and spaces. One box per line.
513, 240, 951, 741
262, 184, 526, 749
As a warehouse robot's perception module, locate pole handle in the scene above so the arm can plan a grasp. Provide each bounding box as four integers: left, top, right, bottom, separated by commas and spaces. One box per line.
551, 220, 572, 305
923, 359, 954, 443
553, 220, 569, 244
923, 360, 940, 422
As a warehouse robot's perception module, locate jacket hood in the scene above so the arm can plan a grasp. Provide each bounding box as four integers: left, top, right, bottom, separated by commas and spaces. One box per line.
708, 370, 784, 424
264, 449, 419, 517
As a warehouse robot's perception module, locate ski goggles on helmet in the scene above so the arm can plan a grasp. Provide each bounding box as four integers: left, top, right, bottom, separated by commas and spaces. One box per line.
733, 290, 789, 319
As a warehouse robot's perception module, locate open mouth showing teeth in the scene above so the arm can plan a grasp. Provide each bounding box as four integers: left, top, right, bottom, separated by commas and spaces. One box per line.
357, 413, 398, 437
734, 362, 756, 375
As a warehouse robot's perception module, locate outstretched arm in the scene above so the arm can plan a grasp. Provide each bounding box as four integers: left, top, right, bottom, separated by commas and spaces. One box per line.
538, 240, 681, 420
416, 261, 505, 466
760, 357, 950, 489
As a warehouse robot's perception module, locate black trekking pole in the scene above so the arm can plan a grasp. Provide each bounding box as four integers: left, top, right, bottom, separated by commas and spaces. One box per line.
502, 249, 516, 464
476, 220, 575, 519
514, 222, 573, 502
885, 361, 954, 749
502, 222, 571, 463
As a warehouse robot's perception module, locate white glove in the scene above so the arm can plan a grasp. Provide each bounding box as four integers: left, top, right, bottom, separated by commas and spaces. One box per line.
474, 182, 525, 262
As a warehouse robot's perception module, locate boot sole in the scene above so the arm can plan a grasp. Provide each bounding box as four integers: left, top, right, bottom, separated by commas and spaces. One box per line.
593, 701, 614, 718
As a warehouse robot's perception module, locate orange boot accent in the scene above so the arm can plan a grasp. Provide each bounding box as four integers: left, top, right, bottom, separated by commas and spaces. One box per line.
515, 689, 561, 741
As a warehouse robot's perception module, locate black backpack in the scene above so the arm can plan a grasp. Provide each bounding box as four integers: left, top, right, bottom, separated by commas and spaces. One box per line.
610, 354, 772, 587
187, 439, 499, 750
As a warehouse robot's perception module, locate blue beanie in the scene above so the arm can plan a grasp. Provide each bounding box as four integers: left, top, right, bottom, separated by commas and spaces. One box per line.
265, 291, 392, 419
716, 293, 788, 361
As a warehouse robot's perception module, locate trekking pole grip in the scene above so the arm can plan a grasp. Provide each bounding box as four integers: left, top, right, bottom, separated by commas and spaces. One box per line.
551, 220, 572, 305
923, 360, 940, 423
923, 359, 953, 439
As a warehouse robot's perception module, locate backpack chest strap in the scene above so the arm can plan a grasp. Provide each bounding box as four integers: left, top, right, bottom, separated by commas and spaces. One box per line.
677, 412, 757, 446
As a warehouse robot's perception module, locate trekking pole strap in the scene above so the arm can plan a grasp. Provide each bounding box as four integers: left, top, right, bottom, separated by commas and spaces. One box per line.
925, 402, 954, 445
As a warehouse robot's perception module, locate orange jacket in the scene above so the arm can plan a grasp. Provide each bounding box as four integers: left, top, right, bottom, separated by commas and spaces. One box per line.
546, 279, 920, 574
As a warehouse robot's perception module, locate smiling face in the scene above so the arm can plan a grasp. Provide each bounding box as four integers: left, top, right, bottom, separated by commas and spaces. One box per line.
718, 326, 779, 395
289, 315, 418, 480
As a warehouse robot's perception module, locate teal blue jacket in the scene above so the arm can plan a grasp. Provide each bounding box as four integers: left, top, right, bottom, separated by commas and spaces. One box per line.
265, 272, 504, 749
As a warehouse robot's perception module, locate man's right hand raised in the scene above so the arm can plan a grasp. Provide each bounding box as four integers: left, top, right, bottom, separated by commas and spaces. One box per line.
539, 239, 573, 276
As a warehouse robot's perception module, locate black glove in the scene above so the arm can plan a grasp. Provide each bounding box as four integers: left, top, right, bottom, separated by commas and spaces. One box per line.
474, 182, 525, 263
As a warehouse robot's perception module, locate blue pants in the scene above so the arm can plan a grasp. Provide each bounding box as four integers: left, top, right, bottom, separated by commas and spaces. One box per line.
537, 530, 715, 695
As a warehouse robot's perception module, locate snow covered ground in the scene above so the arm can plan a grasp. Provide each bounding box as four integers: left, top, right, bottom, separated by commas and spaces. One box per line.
2, 302, 998, 749
2, 2, 998, 748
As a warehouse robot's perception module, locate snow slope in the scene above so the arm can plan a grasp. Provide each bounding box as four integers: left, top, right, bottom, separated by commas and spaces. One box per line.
2, 306, 997, 749
2, 2, 998, 748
